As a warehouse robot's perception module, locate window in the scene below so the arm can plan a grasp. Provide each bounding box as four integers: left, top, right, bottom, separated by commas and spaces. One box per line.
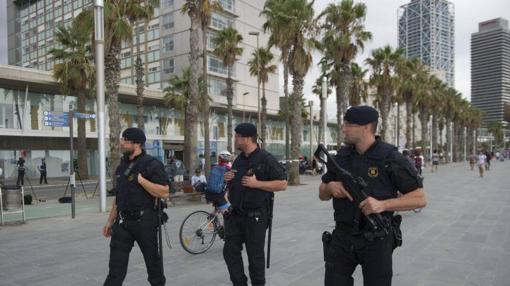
208, 56, 233, 76
162, 13, 174, 30
211, 13, 234, 30
163, 58, 174, 74
162, 35, 174, 52
147, 50, 160, 62
207, 32, 217, 49
219, 0, 234, 13
208, 78, 227, 96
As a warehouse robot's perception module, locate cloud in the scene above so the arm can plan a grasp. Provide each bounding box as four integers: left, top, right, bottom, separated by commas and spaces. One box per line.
294, 0, 510, 119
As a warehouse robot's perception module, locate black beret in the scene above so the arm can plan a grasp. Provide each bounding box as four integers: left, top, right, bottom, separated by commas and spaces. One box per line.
235, 123, 257, 137
344, 106, 379, 125
122, 127, 146, 144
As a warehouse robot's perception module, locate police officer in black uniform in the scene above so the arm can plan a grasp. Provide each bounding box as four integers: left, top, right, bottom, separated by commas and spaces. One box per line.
103, 127, 170, 286
319, 106, 427, 286
223, 123, 287, 286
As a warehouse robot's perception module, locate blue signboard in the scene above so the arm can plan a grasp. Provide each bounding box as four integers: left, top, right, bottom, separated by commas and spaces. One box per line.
74, 112, 96, 119
43, 111, 69, 127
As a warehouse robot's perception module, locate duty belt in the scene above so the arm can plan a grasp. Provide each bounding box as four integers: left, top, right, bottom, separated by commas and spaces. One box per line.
118, 209, 145, 222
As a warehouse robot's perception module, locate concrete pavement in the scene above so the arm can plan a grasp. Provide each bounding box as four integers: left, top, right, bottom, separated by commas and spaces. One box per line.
0, 160, 509, 285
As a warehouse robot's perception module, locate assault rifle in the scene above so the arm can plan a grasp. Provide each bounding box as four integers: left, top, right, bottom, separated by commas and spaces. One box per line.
314, 144, 390, 237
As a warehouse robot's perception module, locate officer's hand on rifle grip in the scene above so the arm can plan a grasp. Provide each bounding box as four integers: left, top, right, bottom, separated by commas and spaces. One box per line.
359, 197, 386, 215
327, 181, 353, 201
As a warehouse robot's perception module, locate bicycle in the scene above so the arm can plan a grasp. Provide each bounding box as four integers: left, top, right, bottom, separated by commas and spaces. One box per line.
179, 206, 225, 254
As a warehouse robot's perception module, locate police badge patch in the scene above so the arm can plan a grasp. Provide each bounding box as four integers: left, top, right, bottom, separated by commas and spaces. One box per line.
368, 167, 378, 178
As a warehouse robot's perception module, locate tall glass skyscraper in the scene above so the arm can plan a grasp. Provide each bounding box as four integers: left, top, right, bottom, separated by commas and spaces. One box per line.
471, 18, 510, 126
398, 0, 455, 88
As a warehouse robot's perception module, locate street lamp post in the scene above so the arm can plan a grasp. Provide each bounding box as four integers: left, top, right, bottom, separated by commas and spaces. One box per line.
248, 31, 261, 133
242, 92, 249, 122
309, 101, 313, 165
94, 0, 107, 212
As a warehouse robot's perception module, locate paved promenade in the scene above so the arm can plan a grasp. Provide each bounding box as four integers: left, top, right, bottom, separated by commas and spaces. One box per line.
1, 160, 509, 286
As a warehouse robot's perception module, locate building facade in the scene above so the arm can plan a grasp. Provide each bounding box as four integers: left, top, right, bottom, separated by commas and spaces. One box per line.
0, 65, 338, 179
7, 0, 281, 114
398, 0, 455, 88
471, 18, 510, 126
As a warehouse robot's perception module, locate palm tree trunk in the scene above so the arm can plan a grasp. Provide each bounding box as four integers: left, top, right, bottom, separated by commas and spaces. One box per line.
405, 98, 412, 149
105, 49, 122, 187
289, 76, 303, 185
445, 120, 452, 163
379, 89, 392, 142
432, 113, 438, 151
412, 114, 416, 149
135, 22, 145, 129
202, 28, 211, 176
283, 59, 290, 160
77, 90, 88, 179
419, 111, 428, 156
226, 68, 234, 154
439, 122, 444, 155
261, 81, 267, 149
336, 85, 343, 148
185, 14, 200, 173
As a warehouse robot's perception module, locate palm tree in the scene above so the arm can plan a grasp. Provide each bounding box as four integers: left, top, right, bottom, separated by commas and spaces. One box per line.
262, 0, 294, 159
212, 27, 243, 153
488, 121, 505, 149
283, 0, 315, 185
198, 0, 222, 176
128, 0, 159, 130
248, 47, 277, 148
396, 58, 428, 149
317, 0, 372, 147
366, 45, 403, 142
181, 0, 202, 172
49, 19, 95, 179
349, 62, 368, 106
164, 67, 210, 138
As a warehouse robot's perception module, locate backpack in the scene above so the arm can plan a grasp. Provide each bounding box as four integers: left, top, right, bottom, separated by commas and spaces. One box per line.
207, 165, 228, 194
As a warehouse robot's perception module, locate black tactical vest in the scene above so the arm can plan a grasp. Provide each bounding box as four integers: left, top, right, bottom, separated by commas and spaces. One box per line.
332, 140, 397, 225
115, 152, 157, 211
229, 148, 272, 210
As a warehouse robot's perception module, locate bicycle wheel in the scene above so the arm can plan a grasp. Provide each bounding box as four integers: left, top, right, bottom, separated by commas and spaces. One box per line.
179, 210, 217, 254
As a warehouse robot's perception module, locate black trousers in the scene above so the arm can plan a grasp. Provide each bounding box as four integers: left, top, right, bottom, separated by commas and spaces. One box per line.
104, 209, 165, 286
16, 171, 24, 186
324, 228, 394, 286
40, 171, 47, 184
223, 208, 268, 286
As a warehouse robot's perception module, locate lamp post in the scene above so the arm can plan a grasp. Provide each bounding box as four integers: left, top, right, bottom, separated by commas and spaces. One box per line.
309, 100, 313, 164
242, 92, 249, 122
248, 31, 261, 133
94, 0, 107, 212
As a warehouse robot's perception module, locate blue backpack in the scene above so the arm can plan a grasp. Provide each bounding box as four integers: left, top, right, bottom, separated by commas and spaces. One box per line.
207, 165, 227, 193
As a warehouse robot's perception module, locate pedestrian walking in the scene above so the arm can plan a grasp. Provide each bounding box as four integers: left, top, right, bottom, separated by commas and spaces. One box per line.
16, 157, 25, 186
477, 151, 487, 178
102, 128, 170, 286
431, 150, 440, 173
485, 150, 492, 171
38, 158, 48, 184
223, 123, 287, 286
468, 153, 477, 171
319, 106, 426, 286
414, 150, 424, 176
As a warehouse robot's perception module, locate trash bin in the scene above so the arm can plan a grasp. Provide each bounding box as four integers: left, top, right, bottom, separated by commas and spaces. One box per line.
1, 185, 23, 211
